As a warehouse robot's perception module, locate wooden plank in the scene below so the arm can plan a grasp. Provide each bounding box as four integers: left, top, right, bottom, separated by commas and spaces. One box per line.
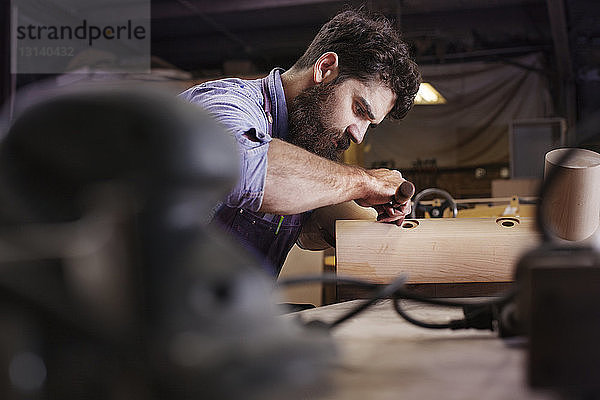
335, 218, 541, 284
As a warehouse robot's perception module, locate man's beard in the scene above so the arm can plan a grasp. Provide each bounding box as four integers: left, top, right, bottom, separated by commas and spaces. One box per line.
286, 81, 351, 162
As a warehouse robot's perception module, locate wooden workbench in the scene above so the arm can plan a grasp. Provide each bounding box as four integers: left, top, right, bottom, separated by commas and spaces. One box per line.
291, 300, 559, 400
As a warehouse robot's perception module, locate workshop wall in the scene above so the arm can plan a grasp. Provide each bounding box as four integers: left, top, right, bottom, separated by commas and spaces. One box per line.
363, 53, 554, 170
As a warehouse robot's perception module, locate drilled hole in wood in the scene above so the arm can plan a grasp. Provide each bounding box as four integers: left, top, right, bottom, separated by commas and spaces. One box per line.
401, 220, 419, 229
496, 217, 520, 228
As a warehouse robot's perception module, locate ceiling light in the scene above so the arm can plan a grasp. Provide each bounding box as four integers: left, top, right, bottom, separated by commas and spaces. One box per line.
414, 82, 446, 105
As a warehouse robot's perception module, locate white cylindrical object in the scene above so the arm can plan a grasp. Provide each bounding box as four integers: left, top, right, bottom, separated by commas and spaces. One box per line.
544, 148, 600, 241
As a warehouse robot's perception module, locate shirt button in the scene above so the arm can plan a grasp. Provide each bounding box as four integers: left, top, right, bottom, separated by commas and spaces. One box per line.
267, 114, 273, 124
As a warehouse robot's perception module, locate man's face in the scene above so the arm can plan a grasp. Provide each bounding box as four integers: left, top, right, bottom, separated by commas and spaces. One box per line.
287, 78, 396, 161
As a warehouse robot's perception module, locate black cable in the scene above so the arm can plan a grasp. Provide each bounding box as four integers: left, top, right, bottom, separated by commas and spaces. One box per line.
328, 274, 408, 328
392, 297, 504, 331
279, 273, 516, 330
392, 298, 464, 330
278, 273, 516, 308
393, 285, 516, 307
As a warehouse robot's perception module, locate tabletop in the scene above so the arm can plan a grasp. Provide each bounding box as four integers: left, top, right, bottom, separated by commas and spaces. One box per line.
291, 299, 559, 400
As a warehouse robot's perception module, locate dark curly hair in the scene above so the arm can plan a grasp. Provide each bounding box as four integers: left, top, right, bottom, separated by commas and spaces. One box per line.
292, 10, 421, 120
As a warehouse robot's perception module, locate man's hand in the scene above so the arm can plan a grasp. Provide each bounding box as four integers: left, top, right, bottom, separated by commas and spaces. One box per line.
373, 201, 411, 225
356, 169, 414, 226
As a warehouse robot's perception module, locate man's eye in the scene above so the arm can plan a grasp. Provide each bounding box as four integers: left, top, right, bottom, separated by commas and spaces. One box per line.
355, 104, 365, 116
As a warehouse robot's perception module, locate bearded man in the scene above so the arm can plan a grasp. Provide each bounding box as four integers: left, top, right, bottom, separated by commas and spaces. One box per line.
180, 10, 421, 276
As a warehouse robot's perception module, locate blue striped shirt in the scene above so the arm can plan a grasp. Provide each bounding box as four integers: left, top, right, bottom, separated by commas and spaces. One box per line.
179, 68, 288, 211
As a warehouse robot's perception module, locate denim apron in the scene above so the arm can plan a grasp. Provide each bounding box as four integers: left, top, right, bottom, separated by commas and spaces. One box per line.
212, 77, 311, 276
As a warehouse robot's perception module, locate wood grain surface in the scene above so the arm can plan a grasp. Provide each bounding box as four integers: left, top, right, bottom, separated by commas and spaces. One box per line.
336, 218, 541, 284
291, 300, 558, 400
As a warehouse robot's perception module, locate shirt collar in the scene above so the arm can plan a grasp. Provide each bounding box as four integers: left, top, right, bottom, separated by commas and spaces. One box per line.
265, 68, 289, 139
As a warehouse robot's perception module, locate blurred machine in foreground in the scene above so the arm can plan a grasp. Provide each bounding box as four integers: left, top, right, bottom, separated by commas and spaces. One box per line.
0, 87, 334, 399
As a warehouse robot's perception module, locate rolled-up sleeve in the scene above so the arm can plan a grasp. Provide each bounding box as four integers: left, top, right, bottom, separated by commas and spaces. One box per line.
180, 83, 270, 211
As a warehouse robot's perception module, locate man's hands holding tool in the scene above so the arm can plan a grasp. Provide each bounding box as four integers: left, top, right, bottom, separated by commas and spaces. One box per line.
374, 179, 414, 226
355, 169, 415, 226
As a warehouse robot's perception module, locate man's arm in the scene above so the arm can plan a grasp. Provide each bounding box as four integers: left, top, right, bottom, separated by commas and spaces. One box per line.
259, 138, 409, 215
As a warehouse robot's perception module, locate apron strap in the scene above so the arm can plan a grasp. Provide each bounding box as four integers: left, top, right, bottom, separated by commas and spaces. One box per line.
261, 77, 273, 137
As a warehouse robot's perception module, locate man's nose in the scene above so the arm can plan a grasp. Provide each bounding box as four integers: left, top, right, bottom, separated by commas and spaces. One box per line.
346, 123, 368, 144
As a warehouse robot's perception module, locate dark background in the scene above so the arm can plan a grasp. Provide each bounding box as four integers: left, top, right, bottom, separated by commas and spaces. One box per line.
2, 0, 599, 120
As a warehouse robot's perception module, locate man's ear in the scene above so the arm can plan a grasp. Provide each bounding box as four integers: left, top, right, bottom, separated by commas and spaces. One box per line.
313, 52, 339, 84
